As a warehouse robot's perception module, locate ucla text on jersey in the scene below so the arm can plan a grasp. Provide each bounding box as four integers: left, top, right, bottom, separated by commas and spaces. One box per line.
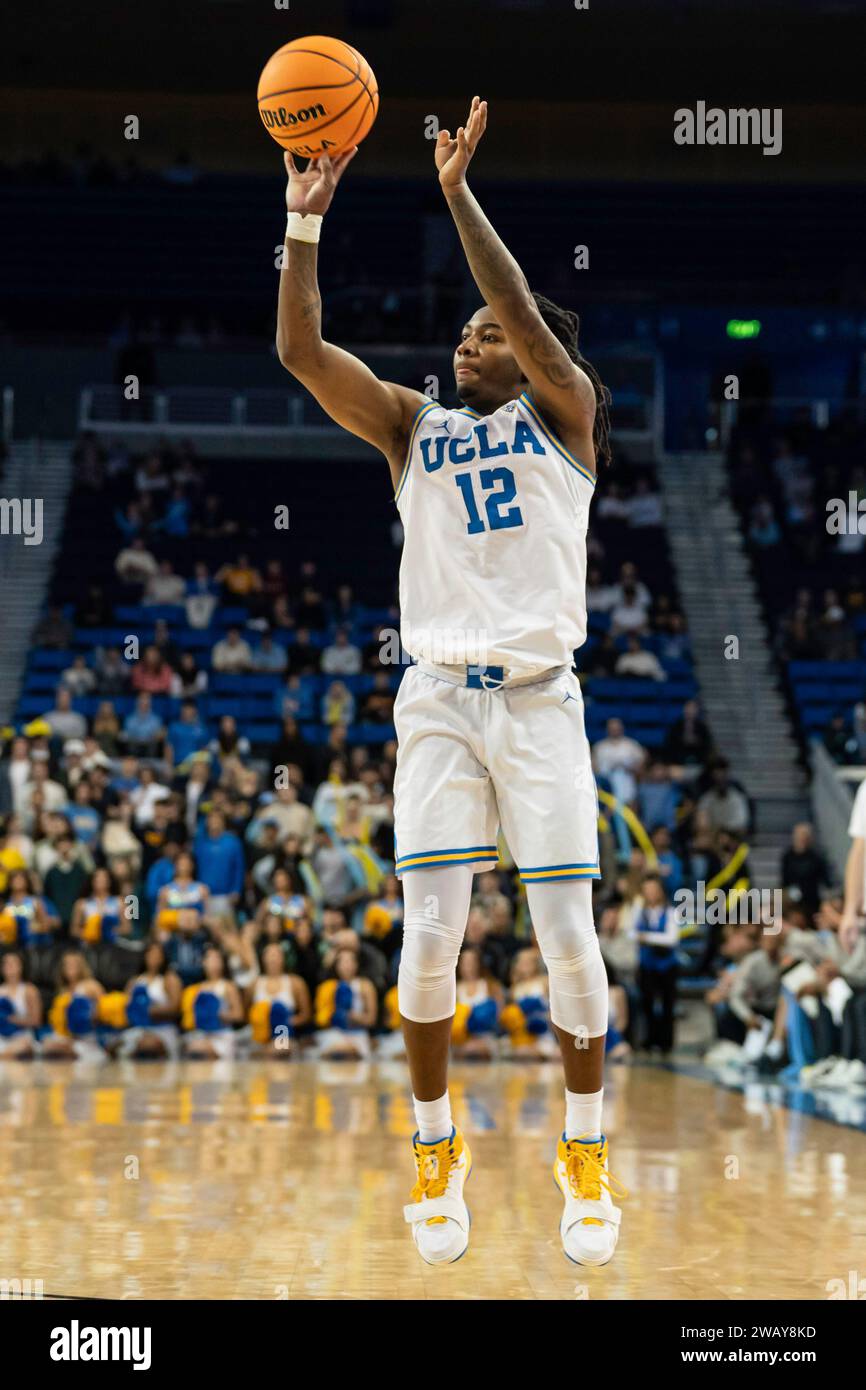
396, 393, 595, 674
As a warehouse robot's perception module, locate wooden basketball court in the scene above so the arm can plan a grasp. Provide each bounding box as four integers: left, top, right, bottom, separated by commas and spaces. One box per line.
0, 1058, 863, 1300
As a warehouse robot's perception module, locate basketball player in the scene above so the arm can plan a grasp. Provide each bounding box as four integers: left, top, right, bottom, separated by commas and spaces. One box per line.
276, 96, 624, 1267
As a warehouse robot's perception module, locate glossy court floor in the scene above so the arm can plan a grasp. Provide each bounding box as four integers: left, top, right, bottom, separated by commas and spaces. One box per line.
0, 1057, 864, 1300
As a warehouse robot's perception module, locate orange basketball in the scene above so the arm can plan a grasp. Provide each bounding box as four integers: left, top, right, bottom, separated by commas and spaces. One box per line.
257, 35, 378, 160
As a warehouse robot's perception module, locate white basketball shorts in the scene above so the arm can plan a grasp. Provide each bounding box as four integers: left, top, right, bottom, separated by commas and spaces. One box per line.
393, 663, 601, 885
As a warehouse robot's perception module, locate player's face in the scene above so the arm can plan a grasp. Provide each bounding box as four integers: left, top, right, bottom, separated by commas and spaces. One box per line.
454, 308, 523, 410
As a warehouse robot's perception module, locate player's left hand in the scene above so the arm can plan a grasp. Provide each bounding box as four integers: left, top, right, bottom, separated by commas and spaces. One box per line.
436, 96, 487, 193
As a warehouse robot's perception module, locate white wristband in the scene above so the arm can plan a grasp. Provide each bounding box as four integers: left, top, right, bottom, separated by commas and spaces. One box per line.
286, 212, 323, 244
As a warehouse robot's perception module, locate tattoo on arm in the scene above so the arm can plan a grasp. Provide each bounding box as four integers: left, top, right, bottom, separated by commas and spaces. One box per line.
293, 246, 322, 335
279, 240, 323, 350
446, 187, 576, 389
300, 300, 320, 327
523, 326, 574, 387
447, 186, 525, 299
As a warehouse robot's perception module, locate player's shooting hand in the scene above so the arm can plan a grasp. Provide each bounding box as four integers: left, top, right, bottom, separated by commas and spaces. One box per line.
284, 148, 358, 216
436, 95, 487, 194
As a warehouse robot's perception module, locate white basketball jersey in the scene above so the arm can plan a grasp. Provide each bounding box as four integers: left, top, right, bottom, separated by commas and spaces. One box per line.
395, 392, 595, 674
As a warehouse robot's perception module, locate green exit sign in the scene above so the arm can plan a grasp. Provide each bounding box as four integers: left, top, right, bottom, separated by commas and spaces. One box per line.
727, 319, 762, 339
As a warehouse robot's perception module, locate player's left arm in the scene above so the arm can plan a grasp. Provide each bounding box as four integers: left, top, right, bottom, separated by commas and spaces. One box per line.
437, 97, 596, 466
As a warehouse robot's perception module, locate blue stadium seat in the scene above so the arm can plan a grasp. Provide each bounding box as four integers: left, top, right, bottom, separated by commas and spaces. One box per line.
241, 723, 281, 745
115, 605, 186, 625
29, 651, 73, 670
349, 722, 396, 745
23, 674, 61, 694
587, 678, 697, 701
789, 661, 866, 681
205, 697, 273, 719
211, 674, 284, 695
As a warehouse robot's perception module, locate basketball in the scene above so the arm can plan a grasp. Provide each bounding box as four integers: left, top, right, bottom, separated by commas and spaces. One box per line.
257, 35, 379, 159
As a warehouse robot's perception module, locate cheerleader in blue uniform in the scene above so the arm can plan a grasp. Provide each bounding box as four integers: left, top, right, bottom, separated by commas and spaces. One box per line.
367, 872, 404, 932
314, 947, 378, 1059
237, 869, 313, 995
71, 867, 124, 945
247, 867, 311, 940
156, 852, 209, 936
41, 949, 106, 1061
0, 949, 42, 1059
501, 947, 558, 1059
182, 945, 244, 1059
452, 946, 503, 1060
0, 870, 50, 947
249, 941, 312, 1057
120, 941, 183, 1059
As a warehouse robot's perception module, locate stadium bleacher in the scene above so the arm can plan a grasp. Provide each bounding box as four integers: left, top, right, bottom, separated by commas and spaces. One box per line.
17, 444, 697, 764
728, 417, 866, 756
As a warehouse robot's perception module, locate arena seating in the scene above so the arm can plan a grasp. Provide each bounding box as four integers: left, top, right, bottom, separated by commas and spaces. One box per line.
728, 418, 866, 755
16, 447, 698, 762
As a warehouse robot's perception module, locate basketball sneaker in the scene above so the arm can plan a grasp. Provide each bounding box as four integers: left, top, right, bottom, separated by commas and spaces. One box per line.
553, 1133, 626, 1267
815, 1057, 866, 1090
403, 1126, 472, 1265
846, 1059, 866, 1088
800, 1056, 840, 1087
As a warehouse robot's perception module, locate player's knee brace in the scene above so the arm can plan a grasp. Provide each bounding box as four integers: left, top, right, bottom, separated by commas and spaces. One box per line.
525, 880, 608, 1039
398, 910, 466, 1023
397, 868, 473, 1024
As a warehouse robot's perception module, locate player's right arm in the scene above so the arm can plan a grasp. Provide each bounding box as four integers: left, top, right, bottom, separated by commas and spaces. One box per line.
275, 151, 428, 490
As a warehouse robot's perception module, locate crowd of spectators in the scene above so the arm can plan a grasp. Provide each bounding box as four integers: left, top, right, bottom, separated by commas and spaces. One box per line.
1, 439, 777, 1065
2, 694, 757, 1065
775, 585, 864, 667
1, 712, 582, 1059
729, 424, 866, 761
734, 428, 866, 576
673, 418, 866, 1092
701, 888, 866, 1092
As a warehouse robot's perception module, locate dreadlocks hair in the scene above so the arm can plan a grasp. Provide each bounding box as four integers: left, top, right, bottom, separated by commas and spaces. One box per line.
531, 292, 613, 468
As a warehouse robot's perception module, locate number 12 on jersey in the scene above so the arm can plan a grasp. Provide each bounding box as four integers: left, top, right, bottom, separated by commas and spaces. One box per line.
454, 467, 524, 534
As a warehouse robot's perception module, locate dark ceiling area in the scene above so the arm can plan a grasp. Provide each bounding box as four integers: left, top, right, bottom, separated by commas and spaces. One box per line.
1, 0, 863, 105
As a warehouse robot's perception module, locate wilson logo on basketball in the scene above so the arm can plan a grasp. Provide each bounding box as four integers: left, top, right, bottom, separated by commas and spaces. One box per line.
260, 103, 327, 131
257, 35, 379, 159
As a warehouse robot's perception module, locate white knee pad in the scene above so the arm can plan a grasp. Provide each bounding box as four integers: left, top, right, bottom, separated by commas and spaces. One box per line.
397, 867, 474, 1024
525, 880, 608, 1039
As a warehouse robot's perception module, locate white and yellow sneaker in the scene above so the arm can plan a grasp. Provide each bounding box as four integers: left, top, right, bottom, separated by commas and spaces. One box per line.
403, 1126, 472, 1265
553, 1133, 626, 1267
